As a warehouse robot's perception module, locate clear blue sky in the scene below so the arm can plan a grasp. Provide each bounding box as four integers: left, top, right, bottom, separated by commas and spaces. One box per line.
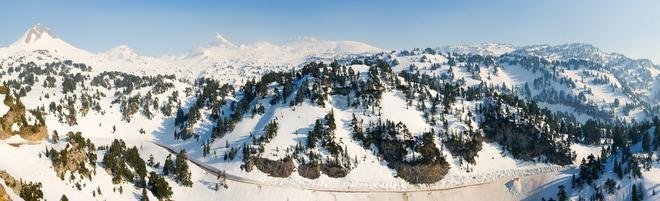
1, 0, 659, 63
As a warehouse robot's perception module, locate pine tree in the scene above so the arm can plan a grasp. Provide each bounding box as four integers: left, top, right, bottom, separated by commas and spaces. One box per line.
571, 174, 576, 188
52, 131, 59, 143
163, 154, 174, 176
642, 129, 651, 152
19, 182, 43, 201
307, 119, 323, 149
351, 113, 364, 142
556, 185, 568, 201
326, 109, 336, 130
614, 158, 623, 179
148, 171, 172, 200
632, 184, 640, 201
148, 154, 155, 167
175, 149, 193, 187
654, 117, 660, 150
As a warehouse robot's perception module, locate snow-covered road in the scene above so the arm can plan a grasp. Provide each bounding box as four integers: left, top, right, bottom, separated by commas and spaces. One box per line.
151, 141, 571, 193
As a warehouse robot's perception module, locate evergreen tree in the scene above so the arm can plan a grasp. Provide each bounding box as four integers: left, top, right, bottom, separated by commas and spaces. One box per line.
638, 184, 644, 200
557, 185, 568, 201
19, 182, 43, 201
52, 131, 59, 143
654, 117, 660, 151
148, 171, 173, 200
326, 109, 336, 130
163, 154, 174, 176
632, 184, 640, 201
351, 113, 364, 142
148, 154, 155, 167
307, 119, 323, 149
642, 127, 651, 152
175, 149, 193, 187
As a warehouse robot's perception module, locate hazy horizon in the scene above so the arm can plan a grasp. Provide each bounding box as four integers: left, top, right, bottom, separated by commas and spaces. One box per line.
2, 0, 659, 63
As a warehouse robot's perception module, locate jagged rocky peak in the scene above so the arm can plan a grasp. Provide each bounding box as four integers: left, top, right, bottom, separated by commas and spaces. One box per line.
214, 33, 237, 48
21, 23, 59, 44
6, 22, 95, 60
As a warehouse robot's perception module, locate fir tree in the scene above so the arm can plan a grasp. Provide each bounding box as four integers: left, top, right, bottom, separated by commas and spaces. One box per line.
557, 185, 568, 201
175, 149, 193, 187
148, 171, 173, 200
642, 129, 651, 152
632, 184, 640, 201
147, 154, 155, 167
19, 181, 43, 201
163, 154, 174, 176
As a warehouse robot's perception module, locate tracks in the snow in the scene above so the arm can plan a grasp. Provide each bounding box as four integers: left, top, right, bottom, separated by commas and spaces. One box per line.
150, 141, 570, 193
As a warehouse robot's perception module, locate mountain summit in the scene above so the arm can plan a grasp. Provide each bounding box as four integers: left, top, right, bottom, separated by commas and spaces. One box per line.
11, 23, 62, 48
214, 33, 237, 48
6, 23, 96, 62
19, 23, 59, 44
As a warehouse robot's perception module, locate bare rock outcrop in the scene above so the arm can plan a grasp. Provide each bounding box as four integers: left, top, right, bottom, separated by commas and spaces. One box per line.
0, 183, 10, 201
391, 161, 450, 184
321, 163, 349, 178
0, 170, 20, 200
247, 157, 294, 178
297, 162, 320, 179
0, 87, 48, 142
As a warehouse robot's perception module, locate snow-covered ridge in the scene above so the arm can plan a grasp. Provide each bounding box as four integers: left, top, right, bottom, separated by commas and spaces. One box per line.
513, 43, 626, 64
511, 43, 658, 78
1, 23, 98, 65
214, 33, 237, 48
1, 24, 381, 83
16, 23, 58, 44
512, 43, 660, 103
184, 34, 380, 67
439, 43, 517, 56
434, 42, 659, 105
0, 24, 659, 201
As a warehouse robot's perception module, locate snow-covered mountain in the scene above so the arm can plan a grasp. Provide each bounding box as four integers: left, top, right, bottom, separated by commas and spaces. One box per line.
512, 43, 660, 105
0, 24, 659, 201
2, 24, 380, 83
0, 24, 100, 67
432, 42, 660, 109
99, 31, 382, 82
439, 43, 517, 56
7, 23, 94, 57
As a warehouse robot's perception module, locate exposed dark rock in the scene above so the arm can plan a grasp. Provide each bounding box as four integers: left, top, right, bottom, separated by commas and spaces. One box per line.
391, 160, 450, 184
297, 162, 321, 179
248, 157, 294, 178
0, 181, 9, 201
321, 163, 349, 178
0, 87, 47, 142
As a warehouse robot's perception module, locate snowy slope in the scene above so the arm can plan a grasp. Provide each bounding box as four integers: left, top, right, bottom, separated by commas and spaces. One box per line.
0, 23, 658, 201
0, 23, 100, 67
512, 43, 660, 105
440, 43, 517, 56
2, 24, 381, 84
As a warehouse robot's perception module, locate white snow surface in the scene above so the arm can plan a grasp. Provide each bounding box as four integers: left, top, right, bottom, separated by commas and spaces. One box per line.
2, 24, 380, 84
0, 23, 658, 201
